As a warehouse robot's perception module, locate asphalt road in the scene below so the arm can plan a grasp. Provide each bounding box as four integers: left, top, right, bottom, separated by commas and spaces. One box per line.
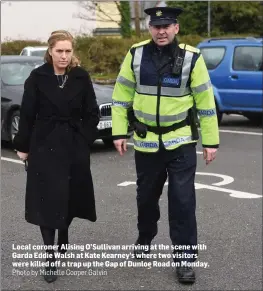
1, 114, 262, 291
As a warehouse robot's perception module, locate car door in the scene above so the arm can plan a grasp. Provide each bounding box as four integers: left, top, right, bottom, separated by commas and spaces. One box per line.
1, 80, 5, 125
1, 79, 10, 134
218, 45, 263, 110
199, 45, 228, 108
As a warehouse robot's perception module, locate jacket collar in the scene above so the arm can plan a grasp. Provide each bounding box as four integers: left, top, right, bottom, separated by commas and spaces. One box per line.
35, 62, 87, 78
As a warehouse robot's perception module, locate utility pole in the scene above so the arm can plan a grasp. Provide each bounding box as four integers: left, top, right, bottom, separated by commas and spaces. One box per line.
134, 0, 141, 37
208, 0, 211, 37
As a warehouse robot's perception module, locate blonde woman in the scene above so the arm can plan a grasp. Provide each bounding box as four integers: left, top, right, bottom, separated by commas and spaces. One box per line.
13, 30, 99, 283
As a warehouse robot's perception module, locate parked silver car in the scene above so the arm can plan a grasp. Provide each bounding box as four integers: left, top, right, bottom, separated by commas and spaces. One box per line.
20, 46, 47, 58
1, 55, 129, 147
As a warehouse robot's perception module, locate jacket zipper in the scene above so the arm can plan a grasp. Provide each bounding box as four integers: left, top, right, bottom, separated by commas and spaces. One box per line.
156, 73, 162, 147
155, 52, 173, 150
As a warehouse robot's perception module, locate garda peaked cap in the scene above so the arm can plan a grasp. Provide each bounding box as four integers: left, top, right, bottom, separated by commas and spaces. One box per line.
144, 7, 183, 26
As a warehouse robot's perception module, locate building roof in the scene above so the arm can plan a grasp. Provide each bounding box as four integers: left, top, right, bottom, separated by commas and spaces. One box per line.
93, 27, 121, 36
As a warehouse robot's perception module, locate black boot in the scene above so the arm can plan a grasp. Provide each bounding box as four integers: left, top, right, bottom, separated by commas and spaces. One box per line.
43, 253, 57, 283
134, 236, 152, 259
57, 229, 68, 254
176, 266, 195, 284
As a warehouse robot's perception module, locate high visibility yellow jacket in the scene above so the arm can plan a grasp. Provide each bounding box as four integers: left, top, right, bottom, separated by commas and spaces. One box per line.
112, 39, 219, 153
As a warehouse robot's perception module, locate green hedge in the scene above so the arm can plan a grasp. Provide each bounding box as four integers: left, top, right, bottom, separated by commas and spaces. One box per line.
1, 34, 205, 78
1, 40, 47, 55
1, 33, 254, 78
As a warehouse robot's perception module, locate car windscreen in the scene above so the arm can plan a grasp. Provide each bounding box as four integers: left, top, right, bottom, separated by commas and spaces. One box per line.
30, 50, 46, 57
1, 61, 42, 86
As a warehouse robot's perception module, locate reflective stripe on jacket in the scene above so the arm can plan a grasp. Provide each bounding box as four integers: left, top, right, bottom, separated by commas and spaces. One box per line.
112, 39, 219, 152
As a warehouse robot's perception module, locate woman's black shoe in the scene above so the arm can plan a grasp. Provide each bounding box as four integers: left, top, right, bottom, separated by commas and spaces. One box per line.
44, 256, 57, 283
44, 266, 57, 283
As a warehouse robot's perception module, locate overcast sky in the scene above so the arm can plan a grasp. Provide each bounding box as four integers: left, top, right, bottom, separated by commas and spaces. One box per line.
1, 1, 95, 42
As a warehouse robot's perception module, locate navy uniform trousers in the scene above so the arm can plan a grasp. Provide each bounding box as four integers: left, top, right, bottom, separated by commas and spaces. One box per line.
135, 142, 198, 263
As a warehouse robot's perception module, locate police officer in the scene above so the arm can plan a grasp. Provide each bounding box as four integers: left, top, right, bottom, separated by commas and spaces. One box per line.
111, 6, 219, 284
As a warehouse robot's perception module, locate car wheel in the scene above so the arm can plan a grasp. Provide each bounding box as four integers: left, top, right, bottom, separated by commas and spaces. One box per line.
9, 110, 20, 142
244, 114, 263, 125
102, 138, 114, 147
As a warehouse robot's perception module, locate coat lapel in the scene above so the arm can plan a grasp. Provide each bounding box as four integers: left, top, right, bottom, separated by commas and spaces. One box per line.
63, 68, 85, 104
35, 63, 87, 110
35, 63, 62, 109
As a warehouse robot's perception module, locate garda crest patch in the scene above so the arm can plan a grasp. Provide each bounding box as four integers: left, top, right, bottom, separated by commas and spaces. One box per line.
156, 10, 162, 17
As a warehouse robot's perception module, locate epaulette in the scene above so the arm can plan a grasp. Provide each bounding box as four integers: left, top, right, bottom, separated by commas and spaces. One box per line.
179, 43, 200, 54
131, 39, 151, 49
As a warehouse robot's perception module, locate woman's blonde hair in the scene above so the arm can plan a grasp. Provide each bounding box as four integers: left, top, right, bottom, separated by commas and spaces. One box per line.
44, 30, 80, 70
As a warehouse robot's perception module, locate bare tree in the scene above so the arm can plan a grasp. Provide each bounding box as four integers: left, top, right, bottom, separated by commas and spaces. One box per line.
134, 1, 141, 37
74, 1, 121, 24
74, 1, 135, 37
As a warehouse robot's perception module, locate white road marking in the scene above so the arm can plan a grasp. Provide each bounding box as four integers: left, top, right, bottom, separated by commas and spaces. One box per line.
2, 156, 261, 199
195, 183, 262, 199
196, 128, 262, 136
117, 172, 262, 199
196, 172, 234, 186
118, 181, 262, 199
1, 157, 24, 164
218, 129, 262, 136
118, 181, 136, 187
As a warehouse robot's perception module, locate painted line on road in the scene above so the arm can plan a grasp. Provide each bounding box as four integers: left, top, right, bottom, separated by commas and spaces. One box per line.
196, 172, 234, 186
2, 157, 261, 199
195, 183, 262, 199
118, 181, 262, 199
117, 172, 262, 199
1, 157, 24, 164
218, 129, 262, 136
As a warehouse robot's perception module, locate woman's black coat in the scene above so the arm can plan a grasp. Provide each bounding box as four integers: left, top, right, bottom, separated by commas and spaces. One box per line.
13, 63, 100, 229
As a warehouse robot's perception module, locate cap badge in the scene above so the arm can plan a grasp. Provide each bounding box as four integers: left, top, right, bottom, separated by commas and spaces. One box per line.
156, 10, 162, 17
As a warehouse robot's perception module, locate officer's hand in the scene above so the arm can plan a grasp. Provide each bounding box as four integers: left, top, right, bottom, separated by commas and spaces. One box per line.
203, 148, 217, 165
114, 139, 127, 156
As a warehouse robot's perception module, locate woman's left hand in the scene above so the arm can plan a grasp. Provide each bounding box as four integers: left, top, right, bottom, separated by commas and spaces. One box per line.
17, 151, 28, 161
